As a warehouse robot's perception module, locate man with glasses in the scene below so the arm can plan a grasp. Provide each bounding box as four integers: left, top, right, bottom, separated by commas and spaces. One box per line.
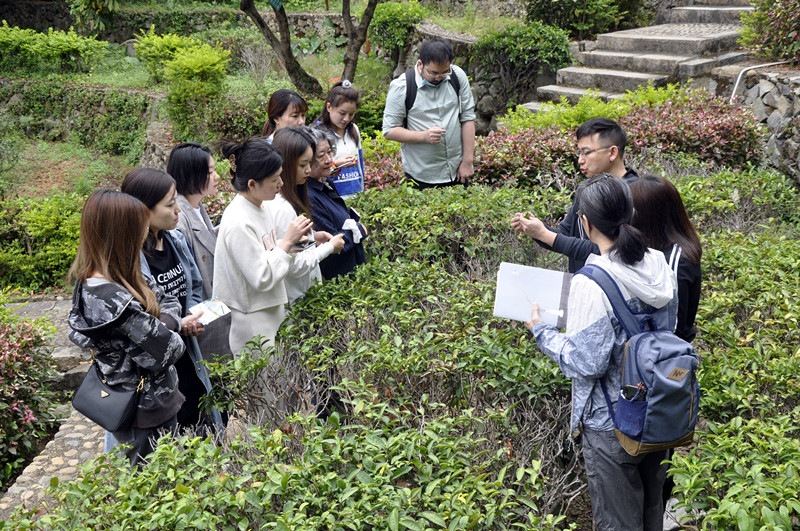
511, 117, 638, 272
382, 38, 476, 189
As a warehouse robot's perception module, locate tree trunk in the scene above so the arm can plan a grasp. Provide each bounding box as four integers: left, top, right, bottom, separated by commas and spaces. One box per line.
340, 0, 381, 83
240, 0, 323, 97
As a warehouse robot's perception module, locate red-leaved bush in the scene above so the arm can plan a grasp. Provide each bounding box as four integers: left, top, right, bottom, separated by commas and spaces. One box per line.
0, 319, 56, 487
619, 90, 765, 168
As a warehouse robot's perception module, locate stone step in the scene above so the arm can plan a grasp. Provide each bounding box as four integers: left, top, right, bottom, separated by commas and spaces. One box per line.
678, 50, 750, 77
556, 66, 670, 93
536, 85, 625, 105
688, 0, 751, 7
577, 50, 698, 75
597, 23, 743, 55
661, 5, 754, 25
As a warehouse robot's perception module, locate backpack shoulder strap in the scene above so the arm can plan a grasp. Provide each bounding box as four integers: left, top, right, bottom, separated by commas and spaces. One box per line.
403, 68, 417, 129
449, 68, 461, 96
576, 264, 640, 338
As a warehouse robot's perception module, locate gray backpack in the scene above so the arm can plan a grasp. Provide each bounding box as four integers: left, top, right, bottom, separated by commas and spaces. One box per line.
577, 264, 700, 456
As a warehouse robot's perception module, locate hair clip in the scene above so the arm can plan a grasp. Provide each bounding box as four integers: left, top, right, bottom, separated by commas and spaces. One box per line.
229, 154, 237, 173
342, 79, 352, 89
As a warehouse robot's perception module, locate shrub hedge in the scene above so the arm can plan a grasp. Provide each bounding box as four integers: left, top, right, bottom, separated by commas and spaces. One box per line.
0, 22, 107, 74
0, 78, 151, 160
0, 292, 57, 490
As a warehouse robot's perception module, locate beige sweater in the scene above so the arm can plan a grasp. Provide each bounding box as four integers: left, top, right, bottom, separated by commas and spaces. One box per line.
213, 194, 293, 313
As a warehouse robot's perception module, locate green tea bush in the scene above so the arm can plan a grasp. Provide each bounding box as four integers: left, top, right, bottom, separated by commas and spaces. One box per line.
10, 391, 574, 529
352, 185, 572, 277
470, 23, 572, 105
0, 291, 57, 489
134, 26, 201, 83
0, 22, 107, 74
0, 193, 83, 291
740, 0, 800, 63
165, 43, 231, 141
669, 412, 800, 530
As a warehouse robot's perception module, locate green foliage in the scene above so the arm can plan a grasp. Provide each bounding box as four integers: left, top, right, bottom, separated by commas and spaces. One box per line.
68, 0, 119, 34
134, 26, 201, 83
10, 391, 574, 529
0, 291, 58, 488
525, 0, 624, 40
471, 23, 572, 96
369, 0, 427, 67
669, 413, 800, 530
740, 0, 800, 63
164, 43, 231, 141
0, 193, 83, 291
0, 79, 150, 160
0, 22, 107, 74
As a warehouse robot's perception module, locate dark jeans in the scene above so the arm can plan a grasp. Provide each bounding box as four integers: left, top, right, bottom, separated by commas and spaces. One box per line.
404, 173, 468, 189
582, 428, 666, 531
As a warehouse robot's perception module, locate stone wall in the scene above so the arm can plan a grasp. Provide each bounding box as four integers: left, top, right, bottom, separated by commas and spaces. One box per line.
0, 1, 353, 43
743, 70, 800, 185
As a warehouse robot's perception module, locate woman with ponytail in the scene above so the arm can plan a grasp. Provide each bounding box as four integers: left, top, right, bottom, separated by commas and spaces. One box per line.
212, 137, 312, 354
524, 174, 677, 530
68, 190, 193, 466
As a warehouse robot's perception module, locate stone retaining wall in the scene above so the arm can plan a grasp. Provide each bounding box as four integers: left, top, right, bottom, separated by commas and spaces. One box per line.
0, 1, 354, 43
742, 70, 800, 185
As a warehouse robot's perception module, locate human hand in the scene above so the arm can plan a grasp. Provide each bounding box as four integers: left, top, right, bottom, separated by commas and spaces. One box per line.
181, 311, 205, 336
524, 303, 542, 331
314, 231, 333, 245
457, 159, 474, 183
330, 232, 345, 254
280, 215, 314, 253
334, 156, 357, 169
424, 127, 446, 144
511, 211, 547, 239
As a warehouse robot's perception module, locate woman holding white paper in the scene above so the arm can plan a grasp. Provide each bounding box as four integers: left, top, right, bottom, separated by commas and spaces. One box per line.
524, 174, 676, 531
167, 142, 233, 363
121, 168, 223, 437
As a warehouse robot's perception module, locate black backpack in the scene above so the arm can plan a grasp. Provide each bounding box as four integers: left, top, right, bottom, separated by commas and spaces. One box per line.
402, 67, 461, 128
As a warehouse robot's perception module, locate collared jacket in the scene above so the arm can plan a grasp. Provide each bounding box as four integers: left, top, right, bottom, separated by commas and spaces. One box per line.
68, 276, 186, 429
307, 177, 367, 280
539, 169, 639, 273
530, 250, 677, 435
175, 194, 232, 361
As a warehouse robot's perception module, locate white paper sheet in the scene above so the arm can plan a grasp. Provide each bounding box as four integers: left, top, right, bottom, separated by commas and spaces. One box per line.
493, 262, 571, 327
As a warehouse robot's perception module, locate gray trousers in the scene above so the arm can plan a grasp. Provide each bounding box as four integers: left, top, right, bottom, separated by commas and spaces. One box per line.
582, 428, 666, 531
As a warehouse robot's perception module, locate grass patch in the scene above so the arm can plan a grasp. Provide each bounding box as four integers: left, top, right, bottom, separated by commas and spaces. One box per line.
13, 138, 128, 198
426, 7, 523, 36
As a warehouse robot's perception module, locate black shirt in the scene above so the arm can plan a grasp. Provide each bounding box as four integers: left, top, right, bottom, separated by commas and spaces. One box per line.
146, 241, 188, 316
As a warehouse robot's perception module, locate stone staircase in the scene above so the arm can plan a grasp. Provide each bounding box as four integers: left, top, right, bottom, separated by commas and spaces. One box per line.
534, 0, 754, 104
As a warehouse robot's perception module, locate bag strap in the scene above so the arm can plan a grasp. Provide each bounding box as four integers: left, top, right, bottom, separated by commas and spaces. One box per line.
576, 264, 644, 337
403, 67, 462, 128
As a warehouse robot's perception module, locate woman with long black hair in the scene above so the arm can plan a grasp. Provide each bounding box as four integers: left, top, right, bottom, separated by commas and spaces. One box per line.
525, 174, 677, 530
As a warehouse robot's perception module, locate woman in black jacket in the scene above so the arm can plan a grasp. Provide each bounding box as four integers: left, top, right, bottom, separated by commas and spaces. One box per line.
631, 174, 702, 342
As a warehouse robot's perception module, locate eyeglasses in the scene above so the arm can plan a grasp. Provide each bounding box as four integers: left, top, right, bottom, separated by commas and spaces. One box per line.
423, 66, 452, 79
575, 145, 613, 159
